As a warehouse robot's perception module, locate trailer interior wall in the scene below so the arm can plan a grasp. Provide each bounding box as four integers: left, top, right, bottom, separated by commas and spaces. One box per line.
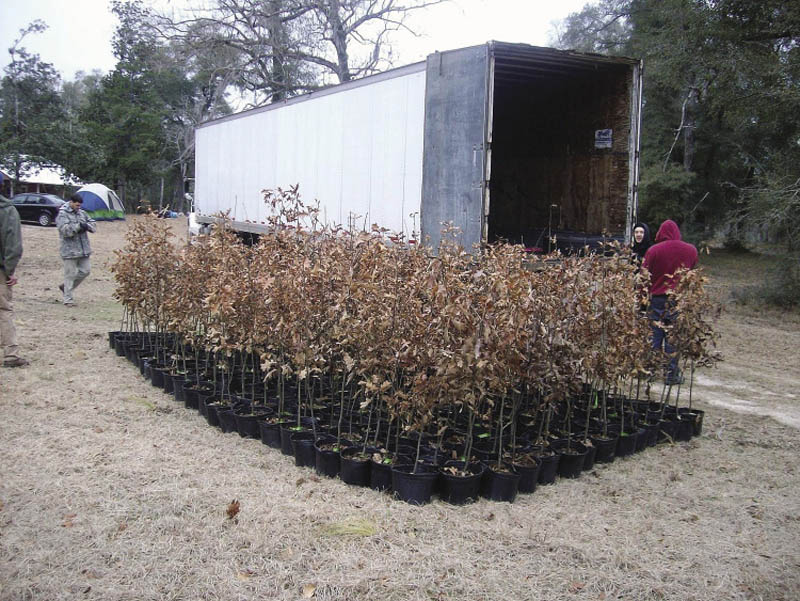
195, 64, 427, 237
487, 49, 636, 248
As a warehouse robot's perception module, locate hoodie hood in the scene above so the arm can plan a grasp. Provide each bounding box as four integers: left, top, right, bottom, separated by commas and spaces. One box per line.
0, 194, 13, 209
633, 222, 651, 244
655, 220, 681, 243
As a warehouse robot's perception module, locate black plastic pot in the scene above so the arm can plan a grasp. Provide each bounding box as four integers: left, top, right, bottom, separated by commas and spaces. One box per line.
552, 441, 588, 479
640, 421, 660, 448
369, 457, 394, 491
292, 432, 317, 467
235, 411, 270, 439
314, 436, 342, 478
280, 423, 308, 456
258, 419, 282, 449
205, 401, 222, 428
682, 409, 704, 437
108, 331, 122, 349
536, 452, 560, 485
470, 446, 494, 462
183, 382, 203, 410
481, 465, 520, 503
582, 440, 597, 471
340, 447, 371, 487
616, 431, 638, 457
632, 426, 648, 452
125, 343, 139, 364
439, 461, 484, 505
510, 456, 542, 494
138, 355, 154, 377
658, 417, 679, 443
161, 371, 175, 394
392, 462, 439, 506
675, 415, 694, 442
591, 434, 619, 464
186, 383, 212, 412
113, 335, 127, 356
172, 377, 187, 403
150, 366, 166, 389
195, 389, 212, 415
217, 407, 238, 434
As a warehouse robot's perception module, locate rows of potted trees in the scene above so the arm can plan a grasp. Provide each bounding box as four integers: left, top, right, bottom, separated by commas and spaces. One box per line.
109, 189, 719, 505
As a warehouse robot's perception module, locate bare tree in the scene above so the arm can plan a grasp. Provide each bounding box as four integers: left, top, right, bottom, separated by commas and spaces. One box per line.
154, 0, 315, 105
296, 0, 449, 83
155, 0, 448, 105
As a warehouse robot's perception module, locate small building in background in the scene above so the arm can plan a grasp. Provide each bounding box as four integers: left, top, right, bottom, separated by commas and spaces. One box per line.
0, 157, 83, 198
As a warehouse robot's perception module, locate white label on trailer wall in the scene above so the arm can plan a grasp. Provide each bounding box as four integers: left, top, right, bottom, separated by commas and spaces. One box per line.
195, 68, 427, 238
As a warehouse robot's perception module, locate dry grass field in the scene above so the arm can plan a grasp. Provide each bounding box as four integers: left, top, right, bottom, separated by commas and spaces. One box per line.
1, 217, 799, 601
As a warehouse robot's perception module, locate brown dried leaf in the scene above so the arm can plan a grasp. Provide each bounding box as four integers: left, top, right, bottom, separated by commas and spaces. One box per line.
569, 581, 585, 593
226, 499, 240, 520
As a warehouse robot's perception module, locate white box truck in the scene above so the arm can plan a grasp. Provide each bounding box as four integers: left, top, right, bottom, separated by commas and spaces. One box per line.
194, 41, 642, 252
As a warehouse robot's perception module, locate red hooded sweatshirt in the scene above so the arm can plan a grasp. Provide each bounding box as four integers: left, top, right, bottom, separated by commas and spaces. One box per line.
642, 220, 698, 295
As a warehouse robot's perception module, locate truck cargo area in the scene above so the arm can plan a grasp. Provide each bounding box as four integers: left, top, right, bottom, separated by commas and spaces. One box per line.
486, 44, 639, 252
195, 42, 640, 254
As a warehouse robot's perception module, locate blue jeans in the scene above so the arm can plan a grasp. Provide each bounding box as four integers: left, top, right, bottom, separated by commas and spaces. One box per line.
649, 295, 678, 380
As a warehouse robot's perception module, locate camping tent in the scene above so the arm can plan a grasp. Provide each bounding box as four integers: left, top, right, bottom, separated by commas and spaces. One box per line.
76, 183, 125, 220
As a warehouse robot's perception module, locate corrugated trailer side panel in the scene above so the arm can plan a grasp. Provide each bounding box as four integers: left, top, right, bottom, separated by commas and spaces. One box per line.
195, 65, 427, 237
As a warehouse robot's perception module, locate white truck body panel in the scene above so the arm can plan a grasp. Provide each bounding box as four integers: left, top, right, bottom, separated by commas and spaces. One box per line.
195, 43, 642, 251
195, 63, 427, 237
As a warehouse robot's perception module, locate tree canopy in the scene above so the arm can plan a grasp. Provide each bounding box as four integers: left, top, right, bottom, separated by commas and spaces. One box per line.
554, 0, 800, 248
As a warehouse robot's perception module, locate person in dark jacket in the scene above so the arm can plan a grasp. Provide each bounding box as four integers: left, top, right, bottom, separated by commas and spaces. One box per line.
56, 194, 96, 306
0, 172, 29, 367
642, 220, 698, 385
630, 222, 652, 264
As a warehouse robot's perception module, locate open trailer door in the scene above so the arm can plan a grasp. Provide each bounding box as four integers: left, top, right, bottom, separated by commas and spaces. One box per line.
421, 45, 490, 251
485, 43, 641, 253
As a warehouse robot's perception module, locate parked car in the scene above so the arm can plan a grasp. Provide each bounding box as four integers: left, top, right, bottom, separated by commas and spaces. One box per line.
10, 193, 66, 226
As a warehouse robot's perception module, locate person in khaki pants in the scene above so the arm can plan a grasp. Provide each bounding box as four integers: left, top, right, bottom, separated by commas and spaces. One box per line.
56, 194, 96, 306
0, 172, 29, 367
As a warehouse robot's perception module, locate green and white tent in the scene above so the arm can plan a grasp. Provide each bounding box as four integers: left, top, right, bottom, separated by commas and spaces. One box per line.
76, 183, 125, 220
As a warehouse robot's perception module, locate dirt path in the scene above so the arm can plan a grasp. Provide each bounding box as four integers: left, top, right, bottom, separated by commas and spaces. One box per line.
693, 309, 800, 430
2, 218, 799, 601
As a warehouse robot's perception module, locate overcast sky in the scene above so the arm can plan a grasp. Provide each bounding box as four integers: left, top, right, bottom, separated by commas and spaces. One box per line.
1, 0, 592, 82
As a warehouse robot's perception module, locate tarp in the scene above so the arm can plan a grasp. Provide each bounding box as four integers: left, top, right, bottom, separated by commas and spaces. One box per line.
76, 183, 125, 220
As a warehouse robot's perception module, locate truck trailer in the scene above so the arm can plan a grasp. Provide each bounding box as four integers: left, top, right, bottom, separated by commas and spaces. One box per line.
194, 41, 642, 252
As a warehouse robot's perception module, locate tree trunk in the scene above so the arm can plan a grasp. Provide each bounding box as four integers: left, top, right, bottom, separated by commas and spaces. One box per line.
683, 87, 698, 172
325, 0, 352, 82
268, 0, 290, 101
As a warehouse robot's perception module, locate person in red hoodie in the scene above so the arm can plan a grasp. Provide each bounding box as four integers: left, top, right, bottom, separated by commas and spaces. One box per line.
642, 220, 698, 385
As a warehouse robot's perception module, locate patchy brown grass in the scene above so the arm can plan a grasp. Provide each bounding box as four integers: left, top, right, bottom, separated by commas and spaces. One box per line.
1, 218, 799, 601
699, 248, 800, 316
